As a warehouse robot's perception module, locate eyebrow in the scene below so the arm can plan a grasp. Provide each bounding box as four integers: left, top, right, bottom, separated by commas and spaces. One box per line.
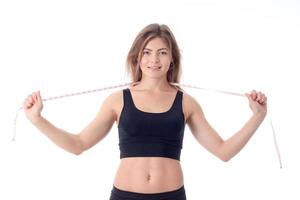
143, 48, 169, 51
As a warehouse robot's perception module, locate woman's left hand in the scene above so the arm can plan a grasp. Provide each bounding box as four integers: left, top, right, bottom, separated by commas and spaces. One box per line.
245, 90, 267, 117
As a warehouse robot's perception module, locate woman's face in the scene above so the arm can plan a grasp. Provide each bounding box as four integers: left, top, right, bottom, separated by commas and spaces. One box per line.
139, 37, 172, 79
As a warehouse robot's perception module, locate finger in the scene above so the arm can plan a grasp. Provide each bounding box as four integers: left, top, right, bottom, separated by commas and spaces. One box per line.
26, 96, 33, 104
262, 96, 268, 104
258, 92, 267, 103
259, 94, 266, 103
23, 101, 29, 109
256, 92, 263, 101
32, 92, 38, 103
30, 95, 35, 103
25, 101, 33, 108
258, 97, 264, 104
32, 92, 37, 100
245, 93, 251, 100
251, 90, 257, 100
37, 91, 42, 102
24, 95, 34, 108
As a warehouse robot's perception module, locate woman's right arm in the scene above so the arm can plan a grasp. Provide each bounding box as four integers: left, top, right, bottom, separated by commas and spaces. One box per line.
23, 90, 118, 155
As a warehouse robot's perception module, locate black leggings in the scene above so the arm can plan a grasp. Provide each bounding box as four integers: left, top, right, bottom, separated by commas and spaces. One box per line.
109, 185, 187, 200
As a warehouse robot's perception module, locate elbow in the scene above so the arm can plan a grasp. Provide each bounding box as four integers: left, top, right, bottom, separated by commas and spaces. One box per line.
71, 145, 83, 155
218, 149, 231, 162
73, 136, 85, 155
219, 155, 231, 162
73, 149, 83, 155
217, 142, 232, 162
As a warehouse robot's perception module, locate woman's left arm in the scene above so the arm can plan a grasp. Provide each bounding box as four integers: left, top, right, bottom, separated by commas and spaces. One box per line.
221, 90, 267, 161
186, 90, 267, 162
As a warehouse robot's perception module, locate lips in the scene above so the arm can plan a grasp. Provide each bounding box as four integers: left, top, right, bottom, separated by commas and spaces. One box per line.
147, 66, 162, 69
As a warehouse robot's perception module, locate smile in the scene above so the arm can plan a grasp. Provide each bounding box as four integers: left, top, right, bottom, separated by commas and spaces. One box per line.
147, 66, 162, 70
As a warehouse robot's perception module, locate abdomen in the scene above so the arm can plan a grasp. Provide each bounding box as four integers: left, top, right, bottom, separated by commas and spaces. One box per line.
113, 157, 184, 193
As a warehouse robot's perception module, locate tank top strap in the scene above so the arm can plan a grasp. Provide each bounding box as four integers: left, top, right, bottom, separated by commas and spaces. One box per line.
122, 88, 135, 109
173, 90, 183, 112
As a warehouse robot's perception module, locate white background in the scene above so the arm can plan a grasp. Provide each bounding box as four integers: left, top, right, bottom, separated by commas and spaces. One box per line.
1, 0, 299, 199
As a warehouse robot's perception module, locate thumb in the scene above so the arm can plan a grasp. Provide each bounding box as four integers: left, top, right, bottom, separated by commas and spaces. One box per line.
244, 93, 250, 99
245, 93, 253, 102
37, 90, 42, 102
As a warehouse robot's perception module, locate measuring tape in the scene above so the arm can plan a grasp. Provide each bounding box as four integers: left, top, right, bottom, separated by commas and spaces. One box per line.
13, 81, 282, 169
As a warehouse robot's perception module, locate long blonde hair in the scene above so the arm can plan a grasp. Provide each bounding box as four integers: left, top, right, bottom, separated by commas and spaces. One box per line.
126, 23, 183, 90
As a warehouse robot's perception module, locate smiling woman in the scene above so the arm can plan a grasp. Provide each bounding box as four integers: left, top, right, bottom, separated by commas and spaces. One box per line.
126, 24, 182, 88
140, 38, 172, 75
22, 23, 268, 200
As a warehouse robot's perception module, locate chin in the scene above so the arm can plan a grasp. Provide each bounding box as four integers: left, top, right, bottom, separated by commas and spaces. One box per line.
142, 72, 167, 78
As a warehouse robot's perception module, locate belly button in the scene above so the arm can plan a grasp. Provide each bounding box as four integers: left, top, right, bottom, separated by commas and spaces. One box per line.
147, 174, 151, 182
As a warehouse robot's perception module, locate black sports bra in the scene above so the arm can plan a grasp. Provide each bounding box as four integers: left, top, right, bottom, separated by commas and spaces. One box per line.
117, 88, 185, 160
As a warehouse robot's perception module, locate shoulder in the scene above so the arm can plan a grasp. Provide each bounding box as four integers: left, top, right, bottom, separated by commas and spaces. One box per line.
181, 90, 198, 107
104, 89, 124, 106
181, 90, 204, 122
97, 89, 123, 113
103, 89, 125, 116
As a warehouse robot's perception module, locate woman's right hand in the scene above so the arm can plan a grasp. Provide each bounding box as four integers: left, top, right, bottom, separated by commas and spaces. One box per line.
23, 91, 44, 124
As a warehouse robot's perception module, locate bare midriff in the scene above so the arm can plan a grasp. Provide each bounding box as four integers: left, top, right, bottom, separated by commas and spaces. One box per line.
113, 157, 184, 193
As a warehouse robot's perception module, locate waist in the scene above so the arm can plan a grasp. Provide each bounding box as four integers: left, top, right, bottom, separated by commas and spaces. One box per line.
113, 157, 184, 193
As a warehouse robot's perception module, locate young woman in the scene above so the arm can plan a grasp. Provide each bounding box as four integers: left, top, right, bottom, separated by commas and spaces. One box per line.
23, 23, 267, 200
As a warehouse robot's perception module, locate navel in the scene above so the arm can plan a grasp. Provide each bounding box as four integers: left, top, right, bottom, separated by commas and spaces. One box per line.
146, 174, 151, 182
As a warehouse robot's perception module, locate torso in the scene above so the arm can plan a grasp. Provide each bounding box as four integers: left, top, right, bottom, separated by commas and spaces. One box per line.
111, 85, 192, 193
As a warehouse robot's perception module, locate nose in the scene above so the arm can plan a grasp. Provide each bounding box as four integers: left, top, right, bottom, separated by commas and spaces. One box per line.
150, 53, 160, 63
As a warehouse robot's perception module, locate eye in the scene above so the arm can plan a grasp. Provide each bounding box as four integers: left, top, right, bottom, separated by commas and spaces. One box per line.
159, 51, 168, 55
143, 51, 150, 55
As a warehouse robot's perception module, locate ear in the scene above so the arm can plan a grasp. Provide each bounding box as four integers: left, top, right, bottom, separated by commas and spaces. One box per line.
170, 60, 174, 67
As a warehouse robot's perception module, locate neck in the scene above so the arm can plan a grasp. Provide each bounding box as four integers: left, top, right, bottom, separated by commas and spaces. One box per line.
136, 77, 173, 92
